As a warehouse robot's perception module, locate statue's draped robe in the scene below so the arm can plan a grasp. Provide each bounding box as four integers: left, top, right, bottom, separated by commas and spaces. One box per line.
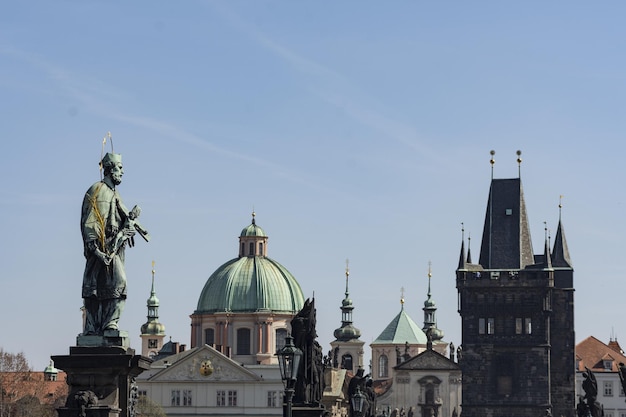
81, 180, 129, 335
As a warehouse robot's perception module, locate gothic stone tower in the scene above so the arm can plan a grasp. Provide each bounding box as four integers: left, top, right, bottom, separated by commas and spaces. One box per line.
456, 157, 575, 417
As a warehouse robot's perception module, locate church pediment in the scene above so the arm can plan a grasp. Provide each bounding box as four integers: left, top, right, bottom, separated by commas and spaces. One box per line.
395, 349, 460, 371
146, 345, 262, 382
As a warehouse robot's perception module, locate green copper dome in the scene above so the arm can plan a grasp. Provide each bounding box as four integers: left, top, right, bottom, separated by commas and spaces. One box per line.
240, 223, 267, 237
240, 212, 267, 237
196, 215, 304, 314
196, 256, 304, 313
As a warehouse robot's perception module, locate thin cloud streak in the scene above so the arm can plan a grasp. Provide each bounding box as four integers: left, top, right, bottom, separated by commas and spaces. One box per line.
210, 3, 438, 161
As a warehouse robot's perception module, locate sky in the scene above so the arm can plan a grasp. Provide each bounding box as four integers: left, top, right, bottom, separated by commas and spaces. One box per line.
2, 1, 626, 371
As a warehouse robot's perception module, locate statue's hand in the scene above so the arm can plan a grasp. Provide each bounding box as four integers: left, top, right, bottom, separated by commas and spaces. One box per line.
95, 248, 112, 266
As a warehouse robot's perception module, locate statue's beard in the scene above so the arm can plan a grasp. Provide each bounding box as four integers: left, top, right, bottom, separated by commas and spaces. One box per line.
111, 173, 122, 185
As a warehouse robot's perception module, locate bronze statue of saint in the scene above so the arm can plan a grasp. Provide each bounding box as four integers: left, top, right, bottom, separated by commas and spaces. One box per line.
81, 152, 148, 335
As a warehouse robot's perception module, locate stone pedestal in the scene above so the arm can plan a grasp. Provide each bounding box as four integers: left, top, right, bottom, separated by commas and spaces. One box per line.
52, 346, 151, 417
292, 405, 326, 417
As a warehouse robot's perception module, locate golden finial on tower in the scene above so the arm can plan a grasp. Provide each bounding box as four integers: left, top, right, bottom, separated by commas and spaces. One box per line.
251, 209, 256, 225
490, 150, 496, 180
400, 287, 405, 306
517, 150, 522, 178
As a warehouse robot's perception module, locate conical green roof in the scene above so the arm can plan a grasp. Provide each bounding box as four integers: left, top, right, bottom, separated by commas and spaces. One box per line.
371, 306, 427, 345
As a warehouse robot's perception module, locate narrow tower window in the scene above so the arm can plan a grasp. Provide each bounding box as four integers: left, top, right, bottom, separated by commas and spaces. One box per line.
378, 354, 389, 378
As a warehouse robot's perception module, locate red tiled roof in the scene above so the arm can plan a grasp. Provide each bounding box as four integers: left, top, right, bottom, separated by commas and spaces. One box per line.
576, 336, 626, 372
0, 371, 67, 404
608, 339, 624, 354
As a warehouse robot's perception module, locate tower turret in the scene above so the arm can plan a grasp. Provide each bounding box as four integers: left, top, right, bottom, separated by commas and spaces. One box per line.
329, 260, 364, 373
422, 263, 444, 342
140, 262, 166, 358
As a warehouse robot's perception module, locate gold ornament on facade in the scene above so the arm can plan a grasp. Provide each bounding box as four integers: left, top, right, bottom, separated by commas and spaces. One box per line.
200, 359, 214, 376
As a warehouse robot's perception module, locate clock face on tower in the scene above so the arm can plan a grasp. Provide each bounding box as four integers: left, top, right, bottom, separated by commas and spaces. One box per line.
200, 359, 214, 377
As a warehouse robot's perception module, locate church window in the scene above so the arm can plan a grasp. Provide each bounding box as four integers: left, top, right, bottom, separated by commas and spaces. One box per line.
276, 328, 287, 351
228, 390, 238, 406
237, 328, 251, 355
240, 242, 244, 256
171, 390, 181, 406
217, 390, 226, 406
605, 381, 614, 396
249, 242, 254, 256
425, 384, 435, 404
205, 328, 215, 346
378, 354, 389, 378
267, 391, 280, 407
342, 354, 353, 372
479, 318, 485, 335
183, 390, 193, 406
259, 242, 264, 255
524, 318, 532, 334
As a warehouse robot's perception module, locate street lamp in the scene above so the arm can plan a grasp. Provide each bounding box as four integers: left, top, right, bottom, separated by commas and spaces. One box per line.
276, 334, 303, 417
350, 385, 366, 417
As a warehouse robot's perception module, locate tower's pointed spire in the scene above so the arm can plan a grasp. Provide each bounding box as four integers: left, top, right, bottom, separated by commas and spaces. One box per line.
422, 262, 444, 341
543, 222, 552, 269
479, 150, 534, 269
333, 259, 361, 342
552, 196, 572, 268
467, 233, 473, 264
457, 223, 467, 270
141, 261, 166, 336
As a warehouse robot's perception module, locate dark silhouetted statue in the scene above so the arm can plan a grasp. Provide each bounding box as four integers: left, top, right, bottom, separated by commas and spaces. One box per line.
291, 298, 324, 406
577, 367, 603, 417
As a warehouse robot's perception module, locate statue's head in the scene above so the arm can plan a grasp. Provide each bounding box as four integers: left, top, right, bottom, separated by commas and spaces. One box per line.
101, 153, 123, 185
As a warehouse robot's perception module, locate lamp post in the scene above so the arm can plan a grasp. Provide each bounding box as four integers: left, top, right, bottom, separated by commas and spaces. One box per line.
350, 385, 366, 417
276, 334, 303, 417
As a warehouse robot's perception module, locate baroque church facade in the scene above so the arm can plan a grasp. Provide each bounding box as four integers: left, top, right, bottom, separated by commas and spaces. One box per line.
137, 214, 305, 416
371, 268, 461, 417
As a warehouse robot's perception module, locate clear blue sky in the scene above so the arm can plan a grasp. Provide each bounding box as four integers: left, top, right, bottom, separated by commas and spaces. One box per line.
2, 1, 626, 371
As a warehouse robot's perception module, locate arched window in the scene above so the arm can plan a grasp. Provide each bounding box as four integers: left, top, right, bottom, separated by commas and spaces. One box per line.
259, 242, 264, 256
249, 242, 254, 256
237, 328, 251, 355
240, 243, 244, 256
425, 384, 435, 404
205, 328, 215, 346
378, 354, 389, 378
275, 328, 287, 351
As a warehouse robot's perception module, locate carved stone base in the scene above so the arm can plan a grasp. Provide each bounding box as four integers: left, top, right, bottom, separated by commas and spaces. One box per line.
292, 405, 326, 417
52, 346, 151, 417
57, 406, 120, 417
76, 330, 130, 349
